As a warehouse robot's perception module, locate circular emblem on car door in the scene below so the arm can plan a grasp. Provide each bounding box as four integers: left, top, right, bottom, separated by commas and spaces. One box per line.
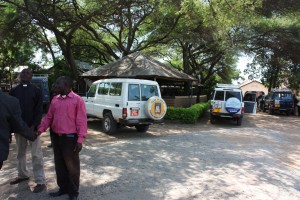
145, 96, 167, 120
225, 97, 241, 114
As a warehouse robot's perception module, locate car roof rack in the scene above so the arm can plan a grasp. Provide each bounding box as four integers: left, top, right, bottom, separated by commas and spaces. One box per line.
216, 83, 240, 89
33, 74, 48, 77
271, 88, 291, 92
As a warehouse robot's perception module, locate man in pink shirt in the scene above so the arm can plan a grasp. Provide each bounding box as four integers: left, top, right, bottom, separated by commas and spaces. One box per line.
38, 76, 87, 200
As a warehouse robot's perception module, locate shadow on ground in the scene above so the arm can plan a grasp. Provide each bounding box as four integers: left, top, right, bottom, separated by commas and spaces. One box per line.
1, 112, 300, 200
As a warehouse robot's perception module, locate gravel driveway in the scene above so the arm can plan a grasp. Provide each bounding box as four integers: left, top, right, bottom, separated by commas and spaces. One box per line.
1, 112, 300, 200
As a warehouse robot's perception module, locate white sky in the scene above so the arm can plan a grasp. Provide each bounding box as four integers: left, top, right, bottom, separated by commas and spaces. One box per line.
234, 54, 254, 84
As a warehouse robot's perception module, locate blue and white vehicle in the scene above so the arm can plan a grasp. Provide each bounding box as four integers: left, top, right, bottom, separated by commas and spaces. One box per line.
210, 84, 256, 126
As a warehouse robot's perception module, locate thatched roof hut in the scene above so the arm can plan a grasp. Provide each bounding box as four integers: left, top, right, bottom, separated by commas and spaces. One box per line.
81, 52, 196, 83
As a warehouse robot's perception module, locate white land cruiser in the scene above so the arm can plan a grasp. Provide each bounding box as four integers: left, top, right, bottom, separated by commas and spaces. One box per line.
83, 78, 167, 134
210, 84, 250, 126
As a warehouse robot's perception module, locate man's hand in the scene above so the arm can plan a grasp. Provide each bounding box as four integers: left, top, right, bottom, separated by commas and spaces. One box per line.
74, 142, 82, 153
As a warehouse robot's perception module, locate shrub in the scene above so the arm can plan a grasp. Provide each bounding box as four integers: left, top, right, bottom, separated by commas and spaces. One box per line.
164, 102, 210, 124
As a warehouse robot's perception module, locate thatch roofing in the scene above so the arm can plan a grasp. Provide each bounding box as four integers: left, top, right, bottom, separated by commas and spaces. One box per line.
80, 52, 196, 82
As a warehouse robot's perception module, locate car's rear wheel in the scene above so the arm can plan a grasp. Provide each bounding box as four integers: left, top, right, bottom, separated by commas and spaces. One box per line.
102, 113, 117, 134
237, 118, 242, 126
135, 125, 149, 132
210, 115, 217, 124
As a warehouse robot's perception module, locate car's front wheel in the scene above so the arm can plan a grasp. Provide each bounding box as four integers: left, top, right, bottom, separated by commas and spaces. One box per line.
262, 103, 266, 112
268, 105, 274, 115
135, 125, 149, 132
102, 113, 117, 134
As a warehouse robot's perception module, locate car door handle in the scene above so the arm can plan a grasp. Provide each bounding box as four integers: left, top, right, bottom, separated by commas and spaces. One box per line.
115, 104, 119, 107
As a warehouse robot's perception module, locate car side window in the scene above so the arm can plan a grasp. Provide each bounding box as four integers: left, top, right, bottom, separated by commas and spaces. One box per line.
109, 83, 122, 96
128, 84, 140, 101
98, 83, 110, 95
265, 95, 270, 100
87, 84, 97, 97
272, 92, 279, 98
214, 91, 224, 101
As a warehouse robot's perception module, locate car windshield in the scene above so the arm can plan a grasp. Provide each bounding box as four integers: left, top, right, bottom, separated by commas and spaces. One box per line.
141, 84, 158, 101
31, 81, 42, 90
225, 91, 241, 101
31, 80, 49, 94
273, 92, 292, 99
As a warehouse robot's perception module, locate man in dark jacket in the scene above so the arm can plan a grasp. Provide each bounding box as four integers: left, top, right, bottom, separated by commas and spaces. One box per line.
9, 68, 46, 193
0, 86, 37, 169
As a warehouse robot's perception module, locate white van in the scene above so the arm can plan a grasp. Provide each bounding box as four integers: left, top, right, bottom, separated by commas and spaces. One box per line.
83, 78, 167, 134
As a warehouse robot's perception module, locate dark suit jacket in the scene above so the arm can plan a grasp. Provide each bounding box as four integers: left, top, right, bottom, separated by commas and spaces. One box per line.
10, 83, 43, 128
0, 91, 37, 162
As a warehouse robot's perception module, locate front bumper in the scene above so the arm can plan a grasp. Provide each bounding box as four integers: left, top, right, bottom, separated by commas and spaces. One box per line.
271, 106, 293, 111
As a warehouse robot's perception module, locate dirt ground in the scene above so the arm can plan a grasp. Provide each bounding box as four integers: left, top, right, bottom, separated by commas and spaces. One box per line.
1, 112, 300, 200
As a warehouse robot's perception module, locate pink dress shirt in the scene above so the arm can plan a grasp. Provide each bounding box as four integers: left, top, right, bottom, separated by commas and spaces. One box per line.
38, 91, 87, 143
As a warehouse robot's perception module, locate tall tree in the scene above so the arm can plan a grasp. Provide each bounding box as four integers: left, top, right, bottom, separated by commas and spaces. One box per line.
244, 0, 300, 90
0, 3, 37, 87
2, 0, 183, 78
2, 0, 108, 78
75, 0, 182, 61
157, 0, 260, 95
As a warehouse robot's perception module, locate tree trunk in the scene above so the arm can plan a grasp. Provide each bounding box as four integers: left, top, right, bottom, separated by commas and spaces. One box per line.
41, 28, 56, 63
54, 32, 78, 80
9, 67, 12, 89
182, 42, 192, 96
65, 37, 79, 79
182, 42, 190, 74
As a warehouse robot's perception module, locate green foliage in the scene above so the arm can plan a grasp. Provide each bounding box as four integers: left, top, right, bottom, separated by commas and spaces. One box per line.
202, 75, 218, 99
2, 0, 300, 92
165, 102, 210, 124
243, 0, 300, 91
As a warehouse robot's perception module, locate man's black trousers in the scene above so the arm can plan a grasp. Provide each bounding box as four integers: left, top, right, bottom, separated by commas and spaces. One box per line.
52, 133, 80, 197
